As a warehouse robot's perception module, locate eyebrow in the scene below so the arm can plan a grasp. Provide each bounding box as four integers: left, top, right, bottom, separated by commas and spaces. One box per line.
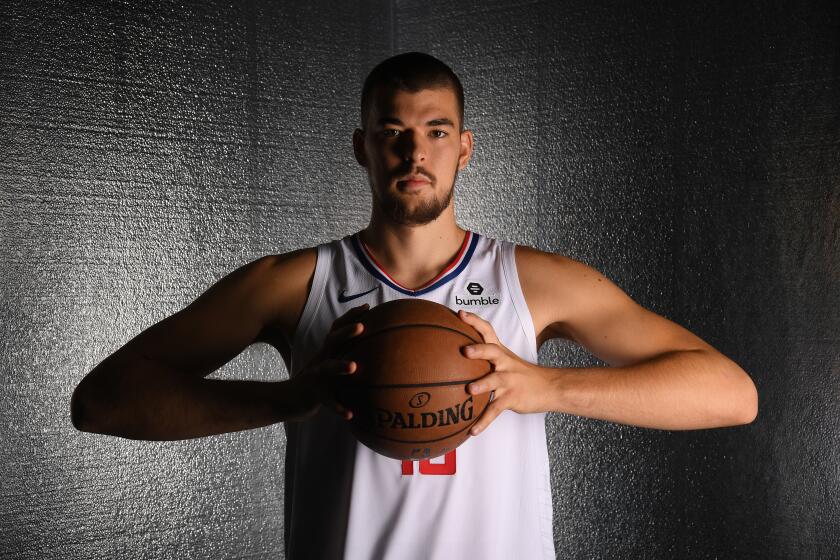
376, 117, 455, 127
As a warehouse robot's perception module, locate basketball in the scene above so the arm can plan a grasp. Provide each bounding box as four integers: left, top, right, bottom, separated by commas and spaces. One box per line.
331, 298, 492, 461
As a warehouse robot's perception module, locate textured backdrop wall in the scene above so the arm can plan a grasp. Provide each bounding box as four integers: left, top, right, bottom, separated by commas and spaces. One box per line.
1, 1, 389, 558
2, 1, 838, 559
396, 1, 839, 558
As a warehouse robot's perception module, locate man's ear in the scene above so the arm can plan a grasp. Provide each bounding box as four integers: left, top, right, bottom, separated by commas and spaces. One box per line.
458, 129, 474, 170
353, 128, 367, 167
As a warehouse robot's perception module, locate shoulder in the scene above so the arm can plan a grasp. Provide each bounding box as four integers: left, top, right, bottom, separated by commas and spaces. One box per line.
515, 245, 605, 281
212, 246, 319, 357
261, 245, 319, 276
512, 244, 612, 344
513, 244, 604, 294
253, 246, 319, 336
513, 244, 571, 271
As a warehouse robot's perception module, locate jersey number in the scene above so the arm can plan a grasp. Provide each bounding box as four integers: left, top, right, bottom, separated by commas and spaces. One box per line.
401, 450, 457, 476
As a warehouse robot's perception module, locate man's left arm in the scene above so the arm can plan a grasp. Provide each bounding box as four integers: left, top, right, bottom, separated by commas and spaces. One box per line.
459, 247, 758, 434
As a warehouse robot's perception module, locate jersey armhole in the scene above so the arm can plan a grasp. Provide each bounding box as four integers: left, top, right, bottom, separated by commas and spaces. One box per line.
290, 242, 331, 373
500, 241, 540, 363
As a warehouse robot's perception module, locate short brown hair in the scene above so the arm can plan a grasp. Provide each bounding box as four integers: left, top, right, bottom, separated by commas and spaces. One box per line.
360, 52, 465, 130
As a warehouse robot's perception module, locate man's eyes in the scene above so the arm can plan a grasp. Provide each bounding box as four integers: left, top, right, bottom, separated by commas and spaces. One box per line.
381, 129, 448, 138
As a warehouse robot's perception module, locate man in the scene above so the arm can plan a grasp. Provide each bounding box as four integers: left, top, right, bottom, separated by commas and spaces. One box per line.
71, 52, 758, 559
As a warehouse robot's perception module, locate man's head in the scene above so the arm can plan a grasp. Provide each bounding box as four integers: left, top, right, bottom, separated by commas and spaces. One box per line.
360, 52, 465, 132
354, 52, 473, 227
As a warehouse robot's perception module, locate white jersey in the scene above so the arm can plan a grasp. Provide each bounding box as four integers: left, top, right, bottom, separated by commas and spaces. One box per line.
284, 230, 555, 560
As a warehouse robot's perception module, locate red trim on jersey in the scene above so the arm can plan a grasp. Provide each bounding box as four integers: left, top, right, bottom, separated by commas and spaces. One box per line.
359, 231, 472, 292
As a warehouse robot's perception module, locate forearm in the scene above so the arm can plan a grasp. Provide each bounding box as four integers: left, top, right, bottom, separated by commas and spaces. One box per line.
72, 353, 309, 440
548, 349, 758, 430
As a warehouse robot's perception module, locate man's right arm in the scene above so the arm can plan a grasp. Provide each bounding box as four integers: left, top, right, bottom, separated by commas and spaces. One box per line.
70, 248, 353, 440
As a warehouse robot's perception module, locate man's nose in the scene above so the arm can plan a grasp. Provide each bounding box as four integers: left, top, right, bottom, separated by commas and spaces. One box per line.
397, 131, 427, 163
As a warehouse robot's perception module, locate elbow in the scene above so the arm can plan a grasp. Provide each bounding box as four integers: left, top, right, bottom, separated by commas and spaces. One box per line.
70, 383, 95, 433
734, 377, 759, 426
70, 377, 114, 435
713, 355, 758, 427
71, 354, 130, 435
744, 387, 759, 425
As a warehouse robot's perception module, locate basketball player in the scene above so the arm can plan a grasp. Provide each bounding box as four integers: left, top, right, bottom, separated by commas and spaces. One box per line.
71, 52, 758, 559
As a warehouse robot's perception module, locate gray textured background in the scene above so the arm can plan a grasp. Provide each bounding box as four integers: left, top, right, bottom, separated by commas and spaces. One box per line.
1, 1, 838, 558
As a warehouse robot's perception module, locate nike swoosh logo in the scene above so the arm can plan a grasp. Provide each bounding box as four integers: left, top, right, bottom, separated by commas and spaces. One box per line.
338, 285, 380, 303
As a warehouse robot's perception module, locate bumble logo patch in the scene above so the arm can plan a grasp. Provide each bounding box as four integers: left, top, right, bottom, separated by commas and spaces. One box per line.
454, 280, 501, 307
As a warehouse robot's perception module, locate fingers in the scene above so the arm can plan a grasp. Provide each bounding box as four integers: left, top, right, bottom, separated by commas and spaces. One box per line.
324, 321, 365, 355
325, 304, 369, 356
312, 358, 357, 420
316, 358, 357, 374
334, 403, 354, 420
468, 372, 503, 435
332, 303, 370, 329
462, 343, 503, 362
471, 398, 505, 435
468, 371, 501, 396
309, 304, 370, 421
458, 310, 500, 344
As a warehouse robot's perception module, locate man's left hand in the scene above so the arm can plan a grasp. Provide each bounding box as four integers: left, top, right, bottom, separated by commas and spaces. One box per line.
457, 309, 556, 435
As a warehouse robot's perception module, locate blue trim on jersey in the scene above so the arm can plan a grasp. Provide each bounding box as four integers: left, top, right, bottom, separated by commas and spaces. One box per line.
350, 232, 480, 296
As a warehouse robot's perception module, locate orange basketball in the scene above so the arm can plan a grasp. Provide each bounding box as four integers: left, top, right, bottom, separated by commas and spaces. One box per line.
331, 299, 492, 461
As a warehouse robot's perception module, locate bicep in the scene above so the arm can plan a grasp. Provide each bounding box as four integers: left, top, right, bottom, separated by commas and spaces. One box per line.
552, 261, 713, 367
123, 249, 314, 377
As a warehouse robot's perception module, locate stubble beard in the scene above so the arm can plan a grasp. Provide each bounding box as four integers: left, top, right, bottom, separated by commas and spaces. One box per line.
372, 169, 458, 227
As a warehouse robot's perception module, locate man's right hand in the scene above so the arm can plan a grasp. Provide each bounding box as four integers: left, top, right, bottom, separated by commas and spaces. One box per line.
289, 303, 369, 421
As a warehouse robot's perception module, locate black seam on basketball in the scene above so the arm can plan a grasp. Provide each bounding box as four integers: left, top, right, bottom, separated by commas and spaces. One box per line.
358, 398, 492, 445
335, 323, 481, 356
354, 378, 488, 389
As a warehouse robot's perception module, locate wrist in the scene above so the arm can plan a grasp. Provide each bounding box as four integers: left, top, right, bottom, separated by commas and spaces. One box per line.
276, 376, 318, 422
544, 366, 576, 414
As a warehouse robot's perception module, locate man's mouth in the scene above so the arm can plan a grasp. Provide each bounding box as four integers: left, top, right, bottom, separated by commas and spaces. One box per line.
396, 174, 433, 189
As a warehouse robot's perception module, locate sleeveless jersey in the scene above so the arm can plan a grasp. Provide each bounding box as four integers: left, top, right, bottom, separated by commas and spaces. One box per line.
284, 230, 555, 560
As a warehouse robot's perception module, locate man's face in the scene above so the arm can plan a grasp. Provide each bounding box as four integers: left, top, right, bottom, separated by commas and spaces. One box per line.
354, 86, 473, 226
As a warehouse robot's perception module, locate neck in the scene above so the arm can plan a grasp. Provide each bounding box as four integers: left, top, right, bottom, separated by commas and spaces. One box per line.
360, 208, 467, 291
